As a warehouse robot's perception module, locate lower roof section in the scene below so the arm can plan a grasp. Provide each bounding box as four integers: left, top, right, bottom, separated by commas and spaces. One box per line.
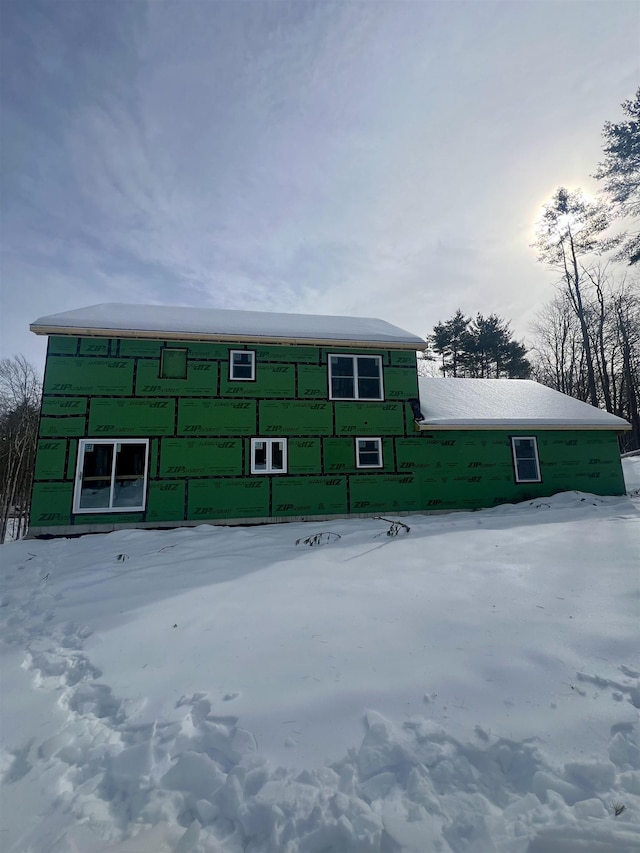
417, 378, 631, 431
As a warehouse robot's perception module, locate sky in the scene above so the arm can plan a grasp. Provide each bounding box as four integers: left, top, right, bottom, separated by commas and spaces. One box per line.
1, 0, 638, 369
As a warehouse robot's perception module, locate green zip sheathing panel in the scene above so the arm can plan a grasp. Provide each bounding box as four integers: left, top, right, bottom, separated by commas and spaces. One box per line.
287, 439, 322, 474
31, 482, 73, 527
219, 364, 295, 398
41, 397, 87, 416
272, 476, 347, 516
34, 440, 67, 480
48, 336, 79, 355
146, 481, 186, 522
135, 360, 218, 396
160, 439, 242, 477
178, 400, 256, 435
259, 400, 333, 435
349, 473, 421, 514
188, 478, 269, 520
30, 336, 625, 533
149, 439, 159, 478
39, 417, 86, 437
298, 365, 328, 398
334, 402, 405, 435
79, 338, 110, 355
119, 339, 163, 358
44, 357, 134, 395
384, 368, 419, 400
66, 441, 77, 480
89, 399, 175, 435
390, 351, 418, 367
182, 342, 230, 360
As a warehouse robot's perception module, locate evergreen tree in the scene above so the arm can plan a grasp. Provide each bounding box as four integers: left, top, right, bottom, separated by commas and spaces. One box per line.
431, 309, 471, 377
429, 311, 530, 379
594, 88, 640, 265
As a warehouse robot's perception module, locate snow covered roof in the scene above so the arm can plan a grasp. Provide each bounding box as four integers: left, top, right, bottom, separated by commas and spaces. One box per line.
30, 304, 425, 349
417, 378, 630, 430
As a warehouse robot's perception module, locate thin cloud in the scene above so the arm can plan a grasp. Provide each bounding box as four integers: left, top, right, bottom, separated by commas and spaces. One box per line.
1, 0, 638, 365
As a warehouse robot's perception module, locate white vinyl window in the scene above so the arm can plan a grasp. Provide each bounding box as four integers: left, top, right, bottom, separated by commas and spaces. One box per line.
328, 354, 383, 400
511, 436, 541, 483
251, 438, 287, 474
229, 350, 255, 381
73, 439, 149, 513
355, 437, 383, 468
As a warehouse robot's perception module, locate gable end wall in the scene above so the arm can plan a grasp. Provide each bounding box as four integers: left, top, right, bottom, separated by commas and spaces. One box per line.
31, 336, 419, 530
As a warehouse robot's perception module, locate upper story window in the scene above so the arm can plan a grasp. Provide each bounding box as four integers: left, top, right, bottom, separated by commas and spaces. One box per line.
73, 439, 149, 514
160, 348, 188, 379
511, 436, 541, 483
329, 354, 383, 400
250, 438, 287, 474
230, 350, 256, 381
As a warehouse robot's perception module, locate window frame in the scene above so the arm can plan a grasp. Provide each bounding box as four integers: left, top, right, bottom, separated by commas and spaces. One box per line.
250, 437, 288, 475
355, 437, 383, 469
229, 350, 256, 382
73, 438, 150, 514
328, 354, 384, 401
160, 347, 188, 380
510, 436, 542, 484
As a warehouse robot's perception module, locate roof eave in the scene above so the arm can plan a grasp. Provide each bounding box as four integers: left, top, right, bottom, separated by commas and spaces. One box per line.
29, 324, 423, 350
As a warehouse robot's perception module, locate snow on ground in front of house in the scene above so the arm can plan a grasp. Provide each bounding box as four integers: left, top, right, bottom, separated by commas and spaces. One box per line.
1, 462, 639, 852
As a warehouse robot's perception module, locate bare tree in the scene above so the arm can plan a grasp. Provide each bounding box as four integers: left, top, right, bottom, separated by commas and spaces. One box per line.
0, 356, 41, 542
416, 348, 439, 378
533, 187, 619, 407
613, 284, 640, 449
530, 293, 587, 399
530, 272, 640, 451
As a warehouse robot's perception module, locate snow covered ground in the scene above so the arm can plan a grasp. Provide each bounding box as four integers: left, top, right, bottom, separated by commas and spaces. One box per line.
1, 460, 639, 852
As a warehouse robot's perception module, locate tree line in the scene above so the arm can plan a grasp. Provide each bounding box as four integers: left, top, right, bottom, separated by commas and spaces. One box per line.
529, 267, 639, 451
0, 356, 41, 543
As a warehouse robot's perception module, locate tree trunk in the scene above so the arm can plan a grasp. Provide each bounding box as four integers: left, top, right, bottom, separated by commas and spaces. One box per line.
563, 235, 599, 407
